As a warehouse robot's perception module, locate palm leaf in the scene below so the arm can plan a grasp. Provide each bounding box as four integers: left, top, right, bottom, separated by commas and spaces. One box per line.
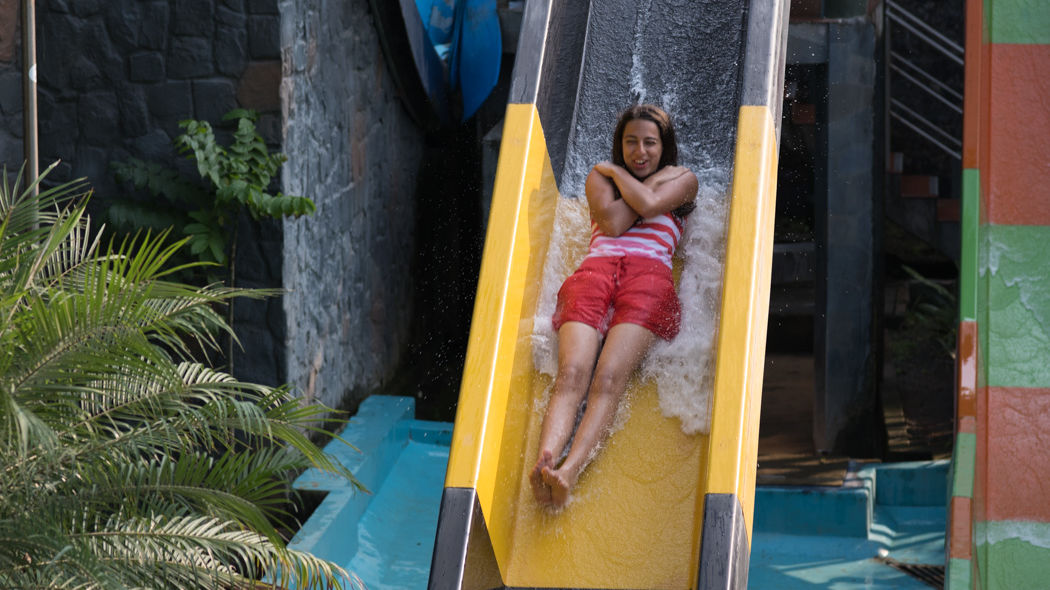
0, 168, 360, 589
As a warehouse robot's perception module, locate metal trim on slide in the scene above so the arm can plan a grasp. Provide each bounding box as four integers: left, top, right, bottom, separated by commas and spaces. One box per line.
741, 0, 792, 139
697, 0, 789, 585
507, 0, 552, 105
428, 487, 504, 590
507, 0, 589, 182
697, 494, 751, 590
700, 103, 778, 590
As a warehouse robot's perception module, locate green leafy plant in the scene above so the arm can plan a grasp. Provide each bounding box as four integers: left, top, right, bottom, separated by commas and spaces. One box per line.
111, 109, 315, 268
0, 164, 361, 589
901, 264, 958, 360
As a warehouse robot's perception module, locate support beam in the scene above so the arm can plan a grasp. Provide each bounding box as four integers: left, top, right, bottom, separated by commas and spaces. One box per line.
813, 21, 882, 455
21, 0, 37, 187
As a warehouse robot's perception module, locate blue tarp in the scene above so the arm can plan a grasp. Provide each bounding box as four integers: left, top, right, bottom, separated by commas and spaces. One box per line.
414, 0, 501, 121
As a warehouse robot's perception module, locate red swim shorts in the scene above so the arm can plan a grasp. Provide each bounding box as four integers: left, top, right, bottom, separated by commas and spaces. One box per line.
552, 255, 681, 340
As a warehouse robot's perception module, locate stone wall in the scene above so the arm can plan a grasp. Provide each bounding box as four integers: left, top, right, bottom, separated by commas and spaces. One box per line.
1, 1, 423, 410
26, 0, 286, 386
279, 0, 423, 411
34, 0, 283, 196
0, 0, 23, 168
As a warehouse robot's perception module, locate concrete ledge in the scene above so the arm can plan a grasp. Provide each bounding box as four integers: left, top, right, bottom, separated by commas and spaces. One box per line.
293, 395, 416, 493
755, 461, 949, 538
289, 396, 417, 560
755, 485, 873, 537
865, 460, 948, 507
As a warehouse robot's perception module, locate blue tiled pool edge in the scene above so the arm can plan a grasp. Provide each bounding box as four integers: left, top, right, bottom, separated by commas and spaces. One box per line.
286, 395, 948, 589
750, 460, 949, 589
287, 396, 453, 588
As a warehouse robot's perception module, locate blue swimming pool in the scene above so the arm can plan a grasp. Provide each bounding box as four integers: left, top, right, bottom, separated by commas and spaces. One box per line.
289, 396, 947, 589
288, 396, 451, 590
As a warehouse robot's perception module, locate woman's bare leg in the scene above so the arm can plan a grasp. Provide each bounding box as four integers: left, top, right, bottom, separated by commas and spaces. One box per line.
542, 323, 654, 508
530, 322, 602, 506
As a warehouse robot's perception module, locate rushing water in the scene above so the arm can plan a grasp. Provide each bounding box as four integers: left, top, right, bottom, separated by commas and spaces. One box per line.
527, 0, 741, 436
530, 165, 728, 436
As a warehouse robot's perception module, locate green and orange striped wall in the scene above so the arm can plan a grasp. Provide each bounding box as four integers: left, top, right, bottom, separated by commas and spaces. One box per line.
948, 1, 1050, 588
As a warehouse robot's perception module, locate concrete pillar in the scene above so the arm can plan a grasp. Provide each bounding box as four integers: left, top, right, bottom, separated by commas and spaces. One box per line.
813, 21, 882, 455
957, 0, 1050, 586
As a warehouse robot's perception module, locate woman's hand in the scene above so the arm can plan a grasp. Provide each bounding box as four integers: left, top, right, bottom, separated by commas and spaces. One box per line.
586, 162, 698, 237
586, 168, 639, 237
592, 161, 620, 178
596, 163, 698, 220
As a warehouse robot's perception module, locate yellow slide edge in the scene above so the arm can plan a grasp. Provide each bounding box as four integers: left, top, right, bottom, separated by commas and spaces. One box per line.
444, 102, 551, 509
702, 104, 779, 538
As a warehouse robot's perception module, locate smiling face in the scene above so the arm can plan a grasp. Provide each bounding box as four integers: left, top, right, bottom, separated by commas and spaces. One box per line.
621, 119, 663, 180
610, 105, 678, 181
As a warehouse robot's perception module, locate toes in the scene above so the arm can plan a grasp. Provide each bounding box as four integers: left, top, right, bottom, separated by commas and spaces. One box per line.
541, 467, 571, 508
531, 483, 552, 506
530, 460, 553, 506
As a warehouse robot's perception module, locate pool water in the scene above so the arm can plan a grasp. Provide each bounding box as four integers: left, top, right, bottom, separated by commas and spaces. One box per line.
289, 396, 947, 590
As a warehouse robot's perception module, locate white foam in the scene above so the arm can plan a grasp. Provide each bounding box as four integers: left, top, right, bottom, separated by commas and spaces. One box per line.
531, 196, 592, 379
531, 167, 729, 436
628, 0, 655, 104
642, 173, 728, 435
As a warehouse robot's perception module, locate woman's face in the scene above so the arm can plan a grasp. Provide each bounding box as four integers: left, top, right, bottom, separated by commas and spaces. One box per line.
621, 118, 663, 180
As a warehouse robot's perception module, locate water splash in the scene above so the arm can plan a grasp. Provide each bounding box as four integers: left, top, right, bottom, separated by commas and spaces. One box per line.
531, 196, 591, 379
642, 171, 728, 435
629, 0, 655, 104
531, 166, 728, 435
531, 0, 736, 436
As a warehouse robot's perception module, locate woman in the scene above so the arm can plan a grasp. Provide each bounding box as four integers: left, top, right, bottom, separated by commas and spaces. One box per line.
530, 104, 698, 509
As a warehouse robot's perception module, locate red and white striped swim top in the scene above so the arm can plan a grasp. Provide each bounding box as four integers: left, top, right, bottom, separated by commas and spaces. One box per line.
584, 212, 684, 269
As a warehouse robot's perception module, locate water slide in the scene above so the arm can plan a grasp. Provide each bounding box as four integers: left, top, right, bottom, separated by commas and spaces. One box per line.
427, 1, 789, 588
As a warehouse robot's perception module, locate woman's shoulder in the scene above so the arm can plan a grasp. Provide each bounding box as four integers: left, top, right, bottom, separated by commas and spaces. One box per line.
647, 165, 697, 197
665, 165, 696, 179
585, 167, 616, 195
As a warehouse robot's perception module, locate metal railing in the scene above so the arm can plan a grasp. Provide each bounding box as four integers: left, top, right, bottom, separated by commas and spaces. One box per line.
884, 0, 963, 161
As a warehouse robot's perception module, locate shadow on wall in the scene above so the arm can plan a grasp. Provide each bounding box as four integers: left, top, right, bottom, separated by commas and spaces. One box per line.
402, 123, 485, 422
390, 52, 515, 422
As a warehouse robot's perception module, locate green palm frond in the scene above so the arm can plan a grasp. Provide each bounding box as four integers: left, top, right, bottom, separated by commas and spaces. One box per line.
43, 447, 310, 533
4, 514, 356, 590
0, 167, 359, 589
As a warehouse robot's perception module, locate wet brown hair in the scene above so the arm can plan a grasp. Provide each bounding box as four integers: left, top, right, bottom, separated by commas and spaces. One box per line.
611, 104, 679, 171
610, 104, 694, 217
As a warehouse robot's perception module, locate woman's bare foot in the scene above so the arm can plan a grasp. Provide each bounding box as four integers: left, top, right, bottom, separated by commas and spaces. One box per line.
529, 450, 555, 506
541, 465, 579, 509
